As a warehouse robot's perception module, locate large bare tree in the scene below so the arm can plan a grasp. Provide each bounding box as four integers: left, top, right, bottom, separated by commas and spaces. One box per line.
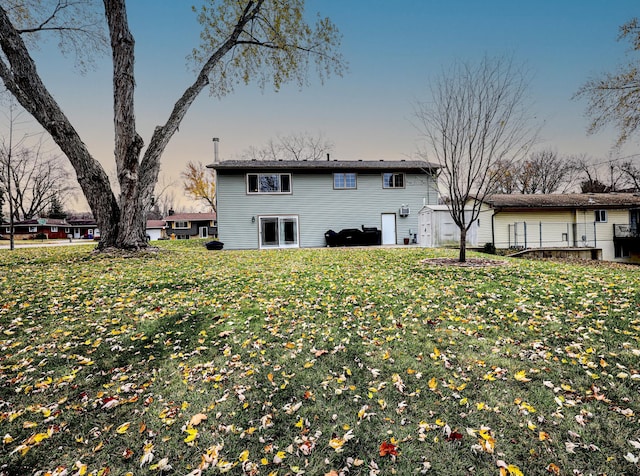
0, 143, 72, 220
490, 149, 579, 194
240, 131, 334, 161
415, 56, 537, 262
0, 0, 344, 250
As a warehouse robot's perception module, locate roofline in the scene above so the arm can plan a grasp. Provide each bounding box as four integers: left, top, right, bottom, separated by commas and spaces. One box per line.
475, 193, 640, 210
208, 159, 440, 172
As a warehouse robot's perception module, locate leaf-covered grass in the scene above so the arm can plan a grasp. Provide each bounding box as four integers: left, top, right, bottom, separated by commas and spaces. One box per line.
1, 240, 639, 476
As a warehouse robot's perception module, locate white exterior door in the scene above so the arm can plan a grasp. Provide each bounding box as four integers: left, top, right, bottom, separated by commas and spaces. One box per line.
419, 209, 433, 247
199, 226, 208, 238
381, 213, 397, 245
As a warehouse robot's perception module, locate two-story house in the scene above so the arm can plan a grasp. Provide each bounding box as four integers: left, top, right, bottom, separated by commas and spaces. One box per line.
163, 212, 217, 239
209, 159, 440, 250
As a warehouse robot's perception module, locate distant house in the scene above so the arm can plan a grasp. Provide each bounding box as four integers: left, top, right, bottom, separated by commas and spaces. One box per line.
1, 217, 101, 240
66, 218, 100, 239
5, 218, 71, 239
473, 193, 640, 262
209, 159, 439, 250
164, 212, 217, 239
146, 220, 167, 241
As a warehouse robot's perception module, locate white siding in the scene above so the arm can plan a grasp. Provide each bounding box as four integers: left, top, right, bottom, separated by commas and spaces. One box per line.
217, 170, 439, 249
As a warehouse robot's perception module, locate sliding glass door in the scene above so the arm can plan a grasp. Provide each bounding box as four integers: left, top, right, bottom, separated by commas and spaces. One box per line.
259, 216, 299, 249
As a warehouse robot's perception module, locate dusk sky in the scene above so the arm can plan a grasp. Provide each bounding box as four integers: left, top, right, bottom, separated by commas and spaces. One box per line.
17, 1, 640, 209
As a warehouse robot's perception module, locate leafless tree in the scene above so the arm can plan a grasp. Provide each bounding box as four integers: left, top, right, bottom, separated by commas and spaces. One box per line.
575, 18, 640, 147
1, 145, 73, 220
415, 56, 538, 262
570, 155, 629, 193
490, 149, 579, 194
0, 1, 344, 250
239, 131, 334, 161
619, 160, 640, 191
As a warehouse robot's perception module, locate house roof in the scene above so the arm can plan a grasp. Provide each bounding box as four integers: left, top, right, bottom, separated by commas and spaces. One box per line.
67, 218, 97, 227
209, 159, 439, 172
12, 217, 69, 226
480, 193, 640, 210
146, 220, 166, 229
164, 213, 216, 222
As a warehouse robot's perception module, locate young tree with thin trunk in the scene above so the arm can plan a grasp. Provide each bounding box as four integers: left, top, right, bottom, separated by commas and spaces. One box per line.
182, 161, 216, 213
0, 1, 344, 250
415, 56, 537, 262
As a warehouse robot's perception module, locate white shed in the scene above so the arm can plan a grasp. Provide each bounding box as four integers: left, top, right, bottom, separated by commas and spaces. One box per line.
418, 205, 478, 248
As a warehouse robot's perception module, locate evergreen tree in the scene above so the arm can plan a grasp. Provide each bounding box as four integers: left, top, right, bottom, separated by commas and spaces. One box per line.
47, 193, 66, 219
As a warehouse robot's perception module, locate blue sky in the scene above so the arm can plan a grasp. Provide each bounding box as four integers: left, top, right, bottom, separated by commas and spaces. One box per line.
22, 0, 640, 208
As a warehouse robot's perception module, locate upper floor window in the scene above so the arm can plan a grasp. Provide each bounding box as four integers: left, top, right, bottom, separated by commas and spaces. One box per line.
247, 173, 292, 194
50, 226, 58, 232
29, 226, 38, 233
334, 172, 357, 189
383, 172, 405, 189
173, 221, 189, 229
594, 210, 607, 223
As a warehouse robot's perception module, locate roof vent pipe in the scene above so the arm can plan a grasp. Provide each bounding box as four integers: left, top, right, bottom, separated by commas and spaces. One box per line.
212, 137, 220, 163
327, 153, 330, 161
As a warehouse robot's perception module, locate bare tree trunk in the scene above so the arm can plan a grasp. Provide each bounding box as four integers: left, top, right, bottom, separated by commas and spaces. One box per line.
104, 0, 146, 249
459, 227, 467, 263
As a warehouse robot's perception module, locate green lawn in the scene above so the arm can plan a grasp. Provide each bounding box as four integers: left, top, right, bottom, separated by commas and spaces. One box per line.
0, 241, 639, 476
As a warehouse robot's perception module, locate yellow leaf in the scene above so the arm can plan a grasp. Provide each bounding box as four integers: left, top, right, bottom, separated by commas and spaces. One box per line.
116, 422, 130, 434
295, 417, 304, 428
184, 428, 198, 443
238, 449, 249, 462
514, 370, 531, 382
507, 464, 524, 476
428, 377, 438, 390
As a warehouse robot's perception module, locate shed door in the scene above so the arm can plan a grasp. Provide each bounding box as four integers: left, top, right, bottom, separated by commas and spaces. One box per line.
419, 210, 433, 247
381, 213, 397, 245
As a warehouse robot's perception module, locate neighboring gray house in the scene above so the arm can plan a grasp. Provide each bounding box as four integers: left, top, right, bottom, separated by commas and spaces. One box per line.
209, 159, 439, 250
164, 212, 217, 239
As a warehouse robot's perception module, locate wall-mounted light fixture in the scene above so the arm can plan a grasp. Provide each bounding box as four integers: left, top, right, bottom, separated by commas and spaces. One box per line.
251, 216, 256, 223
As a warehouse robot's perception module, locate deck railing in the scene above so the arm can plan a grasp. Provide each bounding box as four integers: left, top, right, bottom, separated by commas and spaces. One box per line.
613, 224, 639, 239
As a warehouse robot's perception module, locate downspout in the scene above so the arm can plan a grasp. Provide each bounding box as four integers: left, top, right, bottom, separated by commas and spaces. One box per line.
491, 207, 500, 248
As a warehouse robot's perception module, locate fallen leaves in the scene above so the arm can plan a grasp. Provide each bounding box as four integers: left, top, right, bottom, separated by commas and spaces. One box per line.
1, 245, 639, 475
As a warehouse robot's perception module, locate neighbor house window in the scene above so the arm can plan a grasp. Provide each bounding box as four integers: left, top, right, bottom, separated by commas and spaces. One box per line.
383, 173, 405, 188
173, 221, 189, 229
247, 173, 292, 194
4, 227, 10, 233
334, 172, 357, 189
50, 226, 58, 232
65, 228, 71, 233
29, 226, 38, 233
594, 210, 607, 223
615, 243, 630, 258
